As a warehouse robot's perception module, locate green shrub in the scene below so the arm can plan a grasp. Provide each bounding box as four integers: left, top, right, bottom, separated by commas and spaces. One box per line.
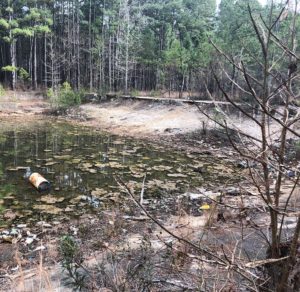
46, 87, 55, 99
48, 82, 81, 108
18, 67, 30, 81
59, 235, 86, 290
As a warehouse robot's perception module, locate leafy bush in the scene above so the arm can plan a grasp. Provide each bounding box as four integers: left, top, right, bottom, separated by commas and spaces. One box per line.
60, 235, 86, 290
46, 87, 55, 99
48, 82, 81, 108
18, 68, 30, 81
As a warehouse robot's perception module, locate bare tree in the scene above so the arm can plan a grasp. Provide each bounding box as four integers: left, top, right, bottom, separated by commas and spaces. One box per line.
199, 1, 300, 290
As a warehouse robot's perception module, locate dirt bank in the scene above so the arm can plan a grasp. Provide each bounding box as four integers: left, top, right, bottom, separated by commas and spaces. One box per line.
0, 91, 48, 116
0, 93, 223, 153
0, 93, 209, 140
78, 100, 206, 137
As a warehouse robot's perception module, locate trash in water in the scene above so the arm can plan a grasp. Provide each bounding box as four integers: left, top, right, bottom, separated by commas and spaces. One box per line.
25, 167, 51, 192
199, 204, 211, 210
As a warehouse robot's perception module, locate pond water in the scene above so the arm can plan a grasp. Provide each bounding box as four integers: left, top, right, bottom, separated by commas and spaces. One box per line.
0, 119, 237, 227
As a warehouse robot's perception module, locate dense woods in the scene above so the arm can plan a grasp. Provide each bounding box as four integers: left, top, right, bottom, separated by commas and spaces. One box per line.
0, 0, 297, 97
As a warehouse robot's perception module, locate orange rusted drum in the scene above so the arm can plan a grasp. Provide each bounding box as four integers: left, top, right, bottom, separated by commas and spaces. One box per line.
29, 172, 51, 192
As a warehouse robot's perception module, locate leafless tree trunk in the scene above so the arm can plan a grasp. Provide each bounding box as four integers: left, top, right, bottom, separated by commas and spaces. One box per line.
200, 1, 300, 289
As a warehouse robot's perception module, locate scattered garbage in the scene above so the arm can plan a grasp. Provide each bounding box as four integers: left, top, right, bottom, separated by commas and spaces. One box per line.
0, 228, 22, 244
183, 190, 221, 201
287, 170, 296, 178
25, 167, 51, 192
199, 204, 211, 210
87, 195, 101, 208
237, 160, 257, 169
0, 226, 40, 245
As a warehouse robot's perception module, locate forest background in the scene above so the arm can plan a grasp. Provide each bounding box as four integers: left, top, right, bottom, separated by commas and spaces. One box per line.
0, 0, 294, 100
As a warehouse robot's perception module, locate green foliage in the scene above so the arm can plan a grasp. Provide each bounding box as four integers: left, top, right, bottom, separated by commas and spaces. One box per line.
18, 68, 30, 81
49, 82, 81, 108
10, 20, 19, 28
5, 7, 13, 13
45, 17, 53, 26
35, 25, 51, 34
130, 89, 140, 97
24, 8, 41, 21
164, 38, 189, 73
60, 235, 80, 267
1, 65, 17, 72
2, 36, 11, 43
23, 8, 52, 35
60, 235, 86, 290
46, 87, 55, 99
0, 184, 16, 197
216, 0, 261, 60
12, 28, 34, 37
0, 19, 9, 29
62, 82, 72, 91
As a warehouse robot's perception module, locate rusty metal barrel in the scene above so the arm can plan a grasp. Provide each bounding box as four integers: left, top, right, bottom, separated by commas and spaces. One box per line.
29, 172, 51, 192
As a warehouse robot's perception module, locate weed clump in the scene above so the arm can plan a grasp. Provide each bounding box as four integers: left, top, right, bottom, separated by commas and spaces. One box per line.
48, 82, 82, 108
59, 235, 86, 290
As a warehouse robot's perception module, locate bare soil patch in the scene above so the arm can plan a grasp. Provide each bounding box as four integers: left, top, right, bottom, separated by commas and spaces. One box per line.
74, 100, 208, 137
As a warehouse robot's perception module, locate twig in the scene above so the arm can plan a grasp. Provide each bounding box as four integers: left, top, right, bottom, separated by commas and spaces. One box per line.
245, 256, 289, 268
140, 174, 146, 205
115, 176, 260, 289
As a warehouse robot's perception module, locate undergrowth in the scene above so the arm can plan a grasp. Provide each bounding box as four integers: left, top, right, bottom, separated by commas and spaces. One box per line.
59, 235, 86, 290
48, 82, 83, 108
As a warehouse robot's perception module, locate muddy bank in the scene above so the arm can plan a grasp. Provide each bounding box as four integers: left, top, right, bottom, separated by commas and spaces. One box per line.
59, 99, 211, 138
0, 91, 48, 116
0, 93, 210, 143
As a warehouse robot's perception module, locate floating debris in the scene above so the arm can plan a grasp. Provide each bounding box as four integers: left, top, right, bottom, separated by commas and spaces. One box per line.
28, 172, 51, 192
0, 120, 237, 228
53, 155, 72, 160
199, 204, 211, 210
91, 188, 107, 197
40, 195, 65, 204
167, 173, 188, 178
33, 204, 63, 215
44, 161, 59, 166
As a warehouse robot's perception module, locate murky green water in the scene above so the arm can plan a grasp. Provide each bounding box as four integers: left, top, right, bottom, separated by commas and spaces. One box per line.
0, 119, 236, 227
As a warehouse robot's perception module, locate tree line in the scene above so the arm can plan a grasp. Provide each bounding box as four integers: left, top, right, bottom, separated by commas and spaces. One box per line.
0, 0, 298, 99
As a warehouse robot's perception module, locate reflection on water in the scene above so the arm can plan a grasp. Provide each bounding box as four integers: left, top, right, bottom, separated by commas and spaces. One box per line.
0, 119, 236, 226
